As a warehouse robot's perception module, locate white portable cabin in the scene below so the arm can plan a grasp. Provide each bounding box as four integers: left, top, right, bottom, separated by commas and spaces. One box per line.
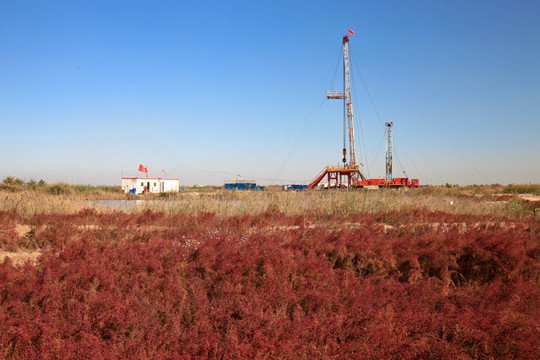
121, 177, 180, 194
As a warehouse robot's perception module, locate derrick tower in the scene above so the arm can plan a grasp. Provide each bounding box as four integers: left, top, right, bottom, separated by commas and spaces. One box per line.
306, 30, 366, 190
327, 31, 358, 168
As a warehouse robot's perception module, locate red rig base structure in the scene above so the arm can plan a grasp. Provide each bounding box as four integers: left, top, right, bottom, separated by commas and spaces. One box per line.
306, 167, 419, 190
306, 31, 419, 191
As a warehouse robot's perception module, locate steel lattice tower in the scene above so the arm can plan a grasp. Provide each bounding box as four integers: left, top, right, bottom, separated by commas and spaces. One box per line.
327, 34, 357, 168
326, 31, 366, 182
385, 122, 393, 182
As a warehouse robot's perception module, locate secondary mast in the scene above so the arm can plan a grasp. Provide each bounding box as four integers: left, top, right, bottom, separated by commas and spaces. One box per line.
385, 122, 393, 182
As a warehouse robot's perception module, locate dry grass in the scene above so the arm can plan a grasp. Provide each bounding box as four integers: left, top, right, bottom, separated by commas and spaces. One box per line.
0, 188, 537, 219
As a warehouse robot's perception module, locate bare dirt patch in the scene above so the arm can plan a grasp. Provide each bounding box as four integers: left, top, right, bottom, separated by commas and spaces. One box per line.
518, 194, 540, 202
15, 224, 32, 237
0, 249, 41, 265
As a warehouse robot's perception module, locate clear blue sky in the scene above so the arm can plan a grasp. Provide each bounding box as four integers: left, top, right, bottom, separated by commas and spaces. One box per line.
1, 0, 539, 186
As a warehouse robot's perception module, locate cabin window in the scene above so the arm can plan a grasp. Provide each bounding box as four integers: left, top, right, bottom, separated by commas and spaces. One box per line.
154, 182, 156, 186
141, 182, 144, 186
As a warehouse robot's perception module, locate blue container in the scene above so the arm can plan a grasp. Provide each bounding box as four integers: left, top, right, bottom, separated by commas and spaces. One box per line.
224, 182, 262, 190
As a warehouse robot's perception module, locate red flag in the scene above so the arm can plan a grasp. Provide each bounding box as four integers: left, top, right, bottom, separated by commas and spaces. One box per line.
161, 169, 167, 174
138, 164, 148, 173
347, 29, 354, 35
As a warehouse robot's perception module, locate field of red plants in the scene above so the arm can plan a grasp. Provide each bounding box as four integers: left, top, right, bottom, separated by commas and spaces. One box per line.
0, 208, 539, 359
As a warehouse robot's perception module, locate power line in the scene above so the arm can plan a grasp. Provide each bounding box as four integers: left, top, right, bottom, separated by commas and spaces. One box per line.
272, 98, 327, 184
167, 164, 307, 185
235, 44, 343, 177
356, 58, 491, 184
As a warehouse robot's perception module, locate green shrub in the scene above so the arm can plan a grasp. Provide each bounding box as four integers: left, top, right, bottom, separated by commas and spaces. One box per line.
503, 184, 540, 195
48, 184, 72, 195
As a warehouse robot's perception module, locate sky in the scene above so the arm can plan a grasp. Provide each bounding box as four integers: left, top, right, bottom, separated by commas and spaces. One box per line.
1, 0, 539, 186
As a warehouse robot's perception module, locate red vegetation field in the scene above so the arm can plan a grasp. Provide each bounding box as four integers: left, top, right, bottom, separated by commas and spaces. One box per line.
0, 209, 539, 359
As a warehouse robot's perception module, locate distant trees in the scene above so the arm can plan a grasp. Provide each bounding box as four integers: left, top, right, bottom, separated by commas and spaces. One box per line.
0, 176, 118, 194
0, 176, 45, 192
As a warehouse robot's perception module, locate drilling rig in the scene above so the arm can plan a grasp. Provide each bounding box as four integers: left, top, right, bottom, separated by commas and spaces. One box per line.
306, 30, 366, 190
307, 30, 419, 190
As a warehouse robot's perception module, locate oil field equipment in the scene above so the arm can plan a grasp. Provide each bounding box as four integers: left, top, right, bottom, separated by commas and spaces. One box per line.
224, 180, 265, 191
307, 30, 419, 190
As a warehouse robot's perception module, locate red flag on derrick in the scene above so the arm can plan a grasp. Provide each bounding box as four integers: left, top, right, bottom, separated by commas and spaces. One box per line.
347, 29, 354, 35
138, 164, 148, 173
